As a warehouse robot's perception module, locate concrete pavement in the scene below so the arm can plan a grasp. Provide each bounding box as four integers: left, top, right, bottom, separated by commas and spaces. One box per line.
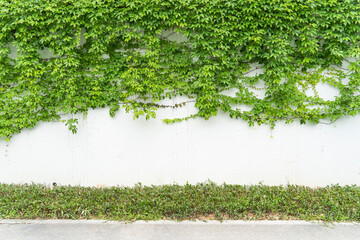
0, 220, 359, 240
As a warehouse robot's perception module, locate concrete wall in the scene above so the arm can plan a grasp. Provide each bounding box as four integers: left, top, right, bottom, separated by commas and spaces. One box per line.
1, 31, 359, 187
1, 101, 359, 187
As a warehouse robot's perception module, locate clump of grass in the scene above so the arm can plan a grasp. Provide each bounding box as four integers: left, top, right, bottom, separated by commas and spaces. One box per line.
0, 182, 359, 222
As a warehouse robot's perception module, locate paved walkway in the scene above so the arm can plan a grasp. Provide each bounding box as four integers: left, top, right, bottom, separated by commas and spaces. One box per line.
1, 220, 359, 240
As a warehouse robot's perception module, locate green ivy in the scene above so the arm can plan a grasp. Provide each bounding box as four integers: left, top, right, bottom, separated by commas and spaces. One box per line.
1, 0, 360, 139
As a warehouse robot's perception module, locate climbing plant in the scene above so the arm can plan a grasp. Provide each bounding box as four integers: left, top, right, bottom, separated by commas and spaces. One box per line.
1, 0, 360, 139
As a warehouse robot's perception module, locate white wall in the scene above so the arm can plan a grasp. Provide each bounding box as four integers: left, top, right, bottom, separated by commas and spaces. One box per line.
2, 32, 359, 187
1, 99, 360, 187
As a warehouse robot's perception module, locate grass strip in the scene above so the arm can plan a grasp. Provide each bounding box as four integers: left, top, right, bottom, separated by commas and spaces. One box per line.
0, 182, 359, 222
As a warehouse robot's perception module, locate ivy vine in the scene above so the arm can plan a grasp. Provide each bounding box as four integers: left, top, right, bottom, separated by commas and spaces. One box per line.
1, 0, 360, 140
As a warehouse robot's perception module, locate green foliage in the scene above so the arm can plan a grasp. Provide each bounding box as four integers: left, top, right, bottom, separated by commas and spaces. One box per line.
1, 0, 360, 138
0, 182, 359, 221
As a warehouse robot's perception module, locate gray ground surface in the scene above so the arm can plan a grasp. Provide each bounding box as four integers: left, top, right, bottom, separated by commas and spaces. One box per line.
0, 220, 359, 240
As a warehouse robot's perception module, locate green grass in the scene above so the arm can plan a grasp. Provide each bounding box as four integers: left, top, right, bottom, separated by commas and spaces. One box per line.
1, 182, 359, 222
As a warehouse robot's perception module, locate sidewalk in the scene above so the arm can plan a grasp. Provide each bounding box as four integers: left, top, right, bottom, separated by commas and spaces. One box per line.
1, 220, 359, 240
